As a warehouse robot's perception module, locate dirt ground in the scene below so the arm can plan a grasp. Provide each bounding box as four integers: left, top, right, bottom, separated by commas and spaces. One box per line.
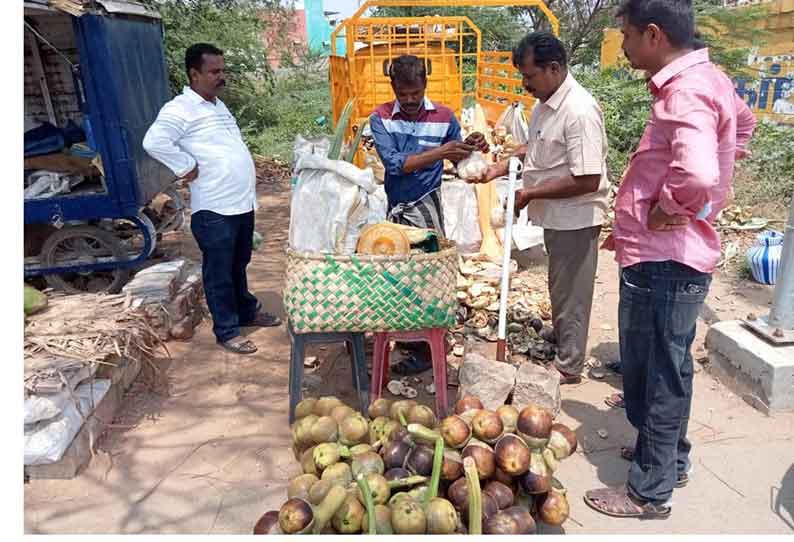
24, 178, 794, 534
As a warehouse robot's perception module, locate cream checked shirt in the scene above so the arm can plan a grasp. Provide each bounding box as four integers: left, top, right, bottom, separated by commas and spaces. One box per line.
143, 86, 257, 216
522, 73, 610, 231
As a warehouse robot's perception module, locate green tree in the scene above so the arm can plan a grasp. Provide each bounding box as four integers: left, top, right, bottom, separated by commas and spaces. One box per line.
693, 0, 770, 80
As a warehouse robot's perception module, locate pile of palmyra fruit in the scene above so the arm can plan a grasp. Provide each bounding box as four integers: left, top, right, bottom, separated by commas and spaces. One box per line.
254, 395, 577, 535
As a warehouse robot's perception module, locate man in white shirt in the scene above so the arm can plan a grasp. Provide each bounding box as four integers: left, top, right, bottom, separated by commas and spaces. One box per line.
143, 43, 281, 355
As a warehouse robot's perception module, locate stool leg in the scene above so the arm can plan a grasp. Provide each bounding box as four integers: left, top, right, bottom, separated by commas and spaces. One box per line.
429, 329, 448, 418
371, 333, 390, 402
289, 333, 306, 424
350, 333, 370, 412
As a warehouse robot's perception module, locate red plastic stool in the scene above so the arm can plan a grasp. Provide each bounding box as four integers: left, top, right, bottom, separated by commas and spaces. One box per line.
371, 328, 448, 417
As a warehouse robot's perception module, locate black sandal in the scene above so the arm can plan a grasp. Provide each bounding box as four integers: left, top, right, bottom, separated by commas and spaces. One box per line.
391, 354, 433, 376
220, 338, 258, 354
243, 311, 282, 328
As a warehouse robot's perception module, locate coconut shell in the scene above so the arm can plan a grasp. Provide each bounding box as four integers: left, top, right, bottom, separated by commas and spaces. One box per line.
439, 415, 472, 449
462, 440, 496, 480
310, 416, 339, 444
494, 433, 531, 476
295, 398, 318, 420
502, 505, 537, 534
483, 480, 514, 510
407, 404, 437, 428
330, 405, 356, 424
454, 396, 484, 415
253, 510, 280, 534
517, 405, 553, 449
368, 398, 392, 419
496, 405, 519, 433
357, 223, 411, 255
472, 410, 504, 442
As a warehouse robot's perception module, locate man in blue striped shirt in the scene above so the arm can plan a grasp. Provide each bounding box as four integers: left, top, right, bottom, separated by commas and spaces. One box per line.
369, 55, 488, 234
369, 54, 488, 375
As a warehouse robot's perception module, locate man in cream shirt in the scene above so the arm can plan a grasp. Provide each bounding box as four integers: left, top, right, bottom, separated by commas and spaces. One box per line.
144, 43, 281, 355
479, 32, 609, 383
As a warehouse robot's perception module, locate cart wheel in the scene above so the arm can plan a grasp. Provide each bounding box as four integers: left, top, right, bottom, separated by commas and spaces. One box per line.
40, 225, 131, 294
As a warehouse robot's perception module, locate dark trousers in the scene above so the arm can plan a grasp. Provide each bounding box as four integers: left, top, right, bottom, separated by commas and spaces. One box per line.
544, 226, 601, 376
619, 261, 711, 505
190, 210, 259, 343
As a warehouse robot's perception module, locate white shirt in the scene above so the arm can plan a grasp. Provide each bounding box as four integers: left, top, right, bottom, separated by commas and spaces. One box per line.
522, 73, 610, 231
143, 86, 257, 215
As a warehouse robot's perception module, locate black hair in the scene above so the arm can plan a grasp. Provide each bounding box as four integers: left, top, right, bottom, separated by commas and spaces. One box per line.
185, 43, 224, 79
692, 30, 706, 50
512, 31, 568, 69
388, 55, 427, 85
616, 0, 695, 49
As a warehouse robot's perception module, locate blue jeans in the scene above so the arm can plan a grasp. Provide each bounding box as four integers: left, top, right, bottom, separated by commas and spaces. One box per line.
190, 210, 259, 343
619, 261, 711, 505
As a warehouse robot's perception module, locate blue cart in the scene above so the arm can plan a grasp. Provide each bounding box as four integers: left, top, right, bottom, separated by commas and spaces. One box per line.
23, 1, 182, 293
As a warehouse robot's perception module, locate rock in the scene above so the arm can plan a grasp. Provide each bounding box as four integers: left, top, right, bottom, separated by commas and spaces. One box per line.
511, 362, 561, 418
169, 316, 195, 340
457, 352, 517, 410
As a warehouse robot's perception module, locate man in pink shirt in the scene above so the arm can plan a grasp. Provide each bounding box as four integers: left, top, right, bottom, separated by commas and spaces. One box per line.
585, 0, 756, 519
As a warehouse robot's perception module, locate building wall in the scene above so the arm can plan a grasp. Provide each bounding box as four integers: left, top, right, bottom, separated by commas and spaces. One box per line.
260, 8, 308, 68
600, 0, 794, 125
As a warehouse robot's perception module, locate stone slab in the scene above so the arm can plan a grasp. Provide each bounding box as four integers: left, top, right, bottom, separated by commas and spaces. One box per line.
705, 319, 794, 413
25, 355, 141, 480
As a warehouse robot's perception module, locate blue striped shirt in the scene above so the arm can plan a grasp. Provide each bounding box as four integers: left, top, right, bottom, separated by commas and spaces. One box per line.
369, 97, 462, 206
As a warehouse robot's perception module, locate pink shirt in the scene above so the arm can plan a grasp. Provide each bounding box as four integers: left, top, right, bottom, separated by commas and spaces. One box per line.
611, 49, 757, 273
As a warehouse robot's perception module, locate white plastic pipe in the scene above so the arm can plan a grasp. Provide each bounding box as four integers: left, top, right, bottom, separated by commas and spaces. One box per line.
497, 157, 523, 360
769, 195, 794, 330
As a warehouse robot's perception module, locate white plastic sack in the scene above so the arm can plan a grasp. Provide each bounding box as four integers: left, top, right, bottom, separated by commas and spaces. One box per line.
493, 178, 545, 251
24, 379, 110, 466
292, 134, 331, 164
441, 181, 482, 254
495, 103, 530, 144
289, 154, 377, 254
24, 391, 70, 425
368, 185, 388, 225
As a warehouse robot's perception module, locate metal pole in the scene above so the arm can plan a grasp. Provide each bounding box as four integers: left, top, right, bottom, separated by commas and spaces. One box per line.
769, 194, 794, 330
496, 157, 522, 361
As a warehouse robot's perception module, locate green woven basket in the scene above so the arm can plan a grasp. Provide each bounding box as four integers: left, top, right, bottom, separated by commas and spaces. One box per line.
284, 240, 459, 333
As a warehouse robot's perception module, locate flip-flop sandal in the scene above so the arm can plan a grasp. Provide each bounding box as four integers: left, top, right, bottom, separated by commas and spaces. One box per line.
605, 393, 625, 409
618, 447, 690, 488
391, 354, 433, 376
243, 311, 282, 328
220, 338, 258, 355
584, 486, 671, 519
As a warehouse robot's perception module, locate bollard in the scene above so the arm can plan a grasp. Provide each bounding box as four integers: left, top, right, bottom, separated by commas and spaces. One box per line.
769, 195, 794, 331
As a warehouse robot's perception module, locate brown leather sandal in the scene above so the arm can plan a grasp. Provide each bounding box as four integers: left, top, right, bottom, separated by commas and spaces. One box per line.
584, 486, 671, 519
